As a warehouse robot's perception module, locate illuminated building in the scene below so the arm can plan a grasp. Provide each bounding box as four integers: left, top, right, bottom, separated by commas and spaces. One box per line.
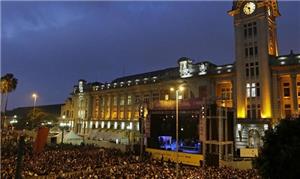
61, 0, 299, 157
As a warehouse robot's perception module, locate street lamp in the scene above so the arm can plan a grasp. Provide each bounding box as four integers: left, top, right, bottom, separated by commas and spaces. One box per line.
32, 93, 38, 120
170, 86, 184, 179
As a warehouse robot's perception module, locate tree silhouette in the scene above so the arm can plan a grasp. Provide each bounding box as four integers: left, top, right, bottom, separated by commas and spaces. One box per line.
254, 118, 300, 178
1, 73, 18, 127
15, 108, 58, 130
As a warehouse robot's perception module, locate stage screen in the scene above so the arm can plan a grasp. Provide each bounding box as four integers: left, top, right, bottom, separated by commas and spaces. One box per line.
147, 112, 201, 154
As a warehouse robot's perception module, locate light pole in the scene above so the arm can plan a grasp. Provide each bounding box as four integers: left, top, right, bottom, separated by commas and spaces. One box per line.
170, 86, 184, 179
32, 93, 38, 120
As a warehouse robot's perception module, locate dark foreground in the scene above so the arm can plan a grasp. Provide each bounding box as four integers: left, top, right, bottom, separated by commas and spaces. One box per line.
1, 130, 260, 178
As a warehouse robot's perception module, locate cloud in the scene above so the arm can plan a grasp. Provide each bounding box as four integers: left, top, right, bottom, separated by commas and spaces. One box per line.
2, 2, 86, 39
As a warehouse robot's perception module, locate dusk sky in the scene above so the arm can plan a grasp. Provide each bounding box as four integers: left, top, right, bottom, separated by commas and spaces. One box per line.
2, 1, 300, 109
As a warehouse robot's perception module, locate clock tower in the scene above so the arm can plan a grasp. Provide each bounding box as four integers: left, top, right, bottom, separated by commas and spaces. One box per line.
228, 0, 280, 121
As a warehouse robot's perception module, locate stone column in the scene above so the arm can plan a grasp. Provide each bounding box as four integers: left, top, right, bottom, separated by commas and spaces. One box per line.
290, 74, 299, 116
271, 72, 279, 123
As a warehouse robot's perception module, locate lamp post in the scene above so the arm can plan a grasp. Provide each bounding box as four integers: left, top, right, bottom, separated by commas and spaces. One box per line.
32, 93, 38, 120
170, 86, 184, 179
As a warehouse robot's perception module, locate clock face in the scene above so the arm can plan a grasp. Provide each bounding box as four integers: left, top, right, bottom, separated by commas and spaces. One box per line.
243, 2, 256, 15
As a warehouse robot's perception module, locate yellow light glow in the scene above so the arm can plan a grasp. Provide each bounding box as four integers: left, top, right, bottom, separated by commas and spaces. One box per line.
179, 86, 184, 91
170, 87, 175, 92
237, 106, 246, 118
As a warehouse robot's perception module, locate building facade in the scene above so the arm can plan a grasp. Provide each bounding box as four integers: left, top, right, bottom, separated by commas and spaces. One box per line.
61, 0, 300, 152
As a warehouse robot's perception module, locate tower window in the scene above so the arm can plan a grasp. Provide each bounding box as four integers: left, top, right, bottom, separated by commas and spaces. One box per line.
251, 83, 256, 97
248, 28, 252, 36
246, 68, 249, 77
256, 67, 259, 76
245, 48, 249, 57
246, 83, 251, 97
246, 83, 257, 98
254, 46, 258, 55
249, 47, 254, 56
250, 67, 254, 76
253, 26, 257, 36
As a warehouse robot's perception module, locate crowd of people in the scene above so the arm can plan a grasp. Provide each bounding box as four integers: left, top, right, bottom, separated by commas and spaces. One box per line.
1, 129, 261, 178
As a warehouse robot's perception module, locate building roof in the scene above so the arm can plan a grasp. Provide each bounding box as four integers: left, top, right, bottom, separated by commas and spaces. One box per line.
112, 67, 179, 83
270, 51, 300, 66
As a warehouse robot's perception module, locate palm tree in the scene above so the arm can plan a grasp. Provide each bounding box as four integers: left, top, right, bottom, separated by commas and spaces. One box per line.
1, 73, 18, 127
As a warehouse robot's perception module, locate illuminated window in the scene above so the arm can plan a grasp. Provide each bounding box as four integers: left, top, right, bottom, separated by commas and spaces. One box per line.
246, 83, 251, 97
165, 94, 169, 100
251, 83, 256, 97
112, 112, 117, 119
119, 111, 124, 119
120, 96, 125, 105
121, 122, 125, 129
246, 83, 256, 98
127, 95, 132, 105
113, 96, 117, 106
127, 122, 133, 130
127, 111, 132, 119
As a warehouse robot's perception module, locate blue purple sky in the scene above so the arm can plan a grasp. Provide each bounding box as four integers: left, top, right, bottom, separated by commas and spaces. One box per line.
2, 1, 300, 109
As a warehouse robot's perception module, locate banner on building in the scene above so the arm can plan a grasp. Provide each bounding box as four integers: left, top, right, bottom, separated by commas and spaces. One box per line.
146, 148, 204, 166
33, 127, 49, 154
240, 148, 258, 157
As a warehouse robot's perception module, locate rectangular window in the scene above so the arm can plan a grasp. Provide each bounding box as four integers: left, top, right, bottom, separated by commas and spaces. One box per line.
284, 88, 290, 97
245, 48, 248, 57
246, 83, 251, 98
165, 94, 169, 100
253, 26, 257, 36
251, 83, 256, 97
249, 47, 253, 56
144, 94, 150, 103
119, 111, 124, 119
135, 95, 140, 104
254, 46, 258, 55
248, 28, 252, 36
246, 68, 249, 77
250, 68, 254, 76
127, 111, 132, 119
127, 95, 132, 105
120, 96, 125, 105
256, 87, 260, 97
113, 96, 117, 106
244, 29, 247, 38
256, 67, 259, 76
106, 97, 110, 106
101, 97, 105, 106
